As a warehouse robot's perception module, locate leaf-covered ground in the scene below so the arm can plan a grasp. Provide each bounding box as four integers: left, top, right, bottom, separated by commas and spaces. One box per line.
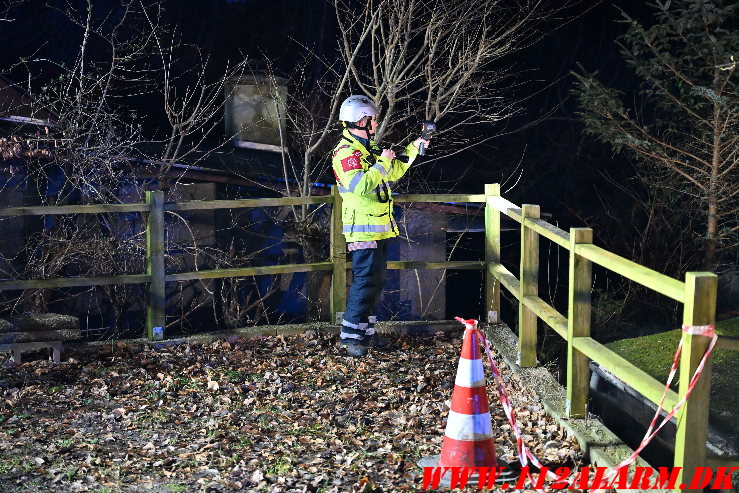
0, 330, 585, 492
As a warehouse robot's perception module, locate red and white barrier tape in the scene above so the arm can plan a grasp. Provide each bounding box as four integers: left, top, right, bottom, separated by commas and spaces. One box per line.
474, 326, 555, 486
453, 317, 548, 485
588, 324, 717, 492
455, 318, 718, 489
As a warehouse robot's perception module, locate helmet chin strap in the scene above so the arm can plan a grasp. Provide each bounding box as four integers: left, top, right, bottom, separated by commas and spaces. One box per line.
343, 118, 375, 142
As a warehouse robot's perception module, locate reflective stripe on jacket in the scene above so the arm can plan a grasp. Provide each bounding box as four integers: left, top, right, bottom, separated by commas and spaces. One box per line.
332, 129, 420, 242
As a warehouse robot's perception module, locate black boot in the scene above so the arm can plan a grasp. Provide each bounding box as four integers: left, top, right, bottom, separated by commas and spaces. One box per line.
339, 337, 368, 357
363, 330, 391, 348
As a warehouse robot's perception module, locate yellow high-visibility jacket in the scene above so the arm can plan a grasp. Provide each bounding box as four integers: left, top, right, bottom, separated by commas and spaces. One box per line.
331, 129, 420, 242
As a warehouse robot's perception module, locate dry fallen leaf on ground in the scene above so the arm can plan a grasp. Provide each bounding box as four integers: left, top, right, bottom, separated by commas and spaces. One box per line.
0, 330, 587, 492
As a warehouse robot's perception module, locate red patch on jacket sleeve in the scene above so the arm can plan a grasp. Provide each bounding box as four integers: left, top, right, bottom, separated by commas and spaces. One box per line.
341, 155, 362, 172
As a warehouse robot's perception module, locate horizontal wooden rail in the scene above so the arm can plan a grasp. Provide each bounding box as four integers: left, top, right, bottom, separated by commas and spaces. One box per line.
166, 262, 333, 282
488, 263, 521, 294
0, 203, 150, 217
166, 195, 333, 211
575, 244, 685, 303
0, 260, 487, 291
521, 295, 568, 338
524, 217, 570, 249
573, 336, 679, 410
488, 196, 523, 222
0, 196, 335, 217
0, 193, 489, 217
387, 260, 485, 270
393, 194, 486, 203
716, 336, 739, 352
0, 274, 150, 291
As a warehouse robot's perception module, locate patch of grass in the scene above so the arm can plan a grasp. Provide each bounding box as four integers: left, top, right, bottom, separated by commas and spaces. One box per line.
56, 438, 74, 449
716, 316, 739, 335
175, 459, 198, 470
165, 484, 187, 493
266, 456, 292, 475
606, 316, 739, 434
234, 437, 252, 449
223, 369, 249, 381
133, 409, 167, 426
0, 460, 15, 475
0, 458, 35, 475
133, 413, 154, 425
255, 404, 280, 414
257, 415, 273, 431
218, 454, 239, 467
169, 373, 192, 391
283, 423, 323, 437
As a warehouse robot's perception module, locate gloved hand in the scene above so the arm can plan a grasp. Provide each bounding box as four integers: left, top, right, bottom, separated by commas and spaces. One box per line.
413, 137, 431, 149
381, 149, 396, 160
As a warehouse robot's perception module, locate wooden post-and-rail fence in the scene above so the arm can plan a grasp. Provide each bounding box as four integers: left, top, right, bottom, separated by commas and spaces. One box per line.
1, 184, 736, 492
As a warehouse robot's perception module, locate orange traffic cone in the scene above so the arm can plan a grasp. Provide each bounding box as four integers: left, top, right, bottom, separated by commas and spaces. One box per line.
438, 318, 497, 468
418, 318, 512, 489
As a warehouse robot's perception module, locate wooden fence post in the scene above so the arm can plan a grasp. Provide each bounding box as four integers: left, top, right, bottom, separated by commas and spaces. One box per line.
146, 191, 165, 339
330, 187, 347, 324
484, 183, 501, 323
519, 204, 540, 367
567, 228, 593, 417
674, 272, 717, 492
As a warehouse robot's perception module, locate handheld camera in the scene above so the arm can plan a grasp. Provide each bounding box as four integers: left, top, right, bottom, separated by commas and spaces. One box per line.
419, 120, 436, 156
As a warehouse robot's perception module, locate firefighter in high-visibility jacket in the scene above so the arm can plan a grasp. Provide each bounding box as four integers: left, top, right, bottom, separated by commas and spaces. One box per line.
332, 95, 430, 357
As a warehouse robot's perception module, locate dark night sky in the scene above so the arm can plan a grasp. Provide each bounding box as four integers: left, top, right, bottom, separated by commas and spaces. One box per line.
0, 0, 651, 113
0, 0, 654, 215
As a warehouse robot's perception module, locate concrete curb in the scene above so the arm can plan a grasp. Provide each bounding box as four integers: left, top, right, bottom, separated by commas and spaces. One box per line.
64, 319, 464, 350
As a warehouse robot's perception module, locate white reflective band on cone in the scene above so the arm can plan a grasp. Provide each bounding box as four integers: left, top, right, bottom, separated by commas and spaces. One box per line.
454, 357, 486, 388
444, 410, 493, 441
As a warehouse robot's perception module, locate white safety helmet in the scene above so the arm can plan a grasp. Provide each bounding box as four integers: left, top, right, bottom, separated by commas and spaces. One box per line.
339, 95, 377, 123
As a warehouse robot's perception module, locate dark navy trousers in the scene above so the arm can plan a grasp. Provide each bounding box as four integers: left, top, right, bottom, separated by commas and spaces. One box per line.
340, 240, 389, 339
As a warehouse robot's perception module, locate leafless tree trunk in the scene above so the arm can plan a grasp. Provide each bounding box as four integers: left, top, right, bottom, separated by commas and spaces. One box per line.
261, 0, 550, 320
